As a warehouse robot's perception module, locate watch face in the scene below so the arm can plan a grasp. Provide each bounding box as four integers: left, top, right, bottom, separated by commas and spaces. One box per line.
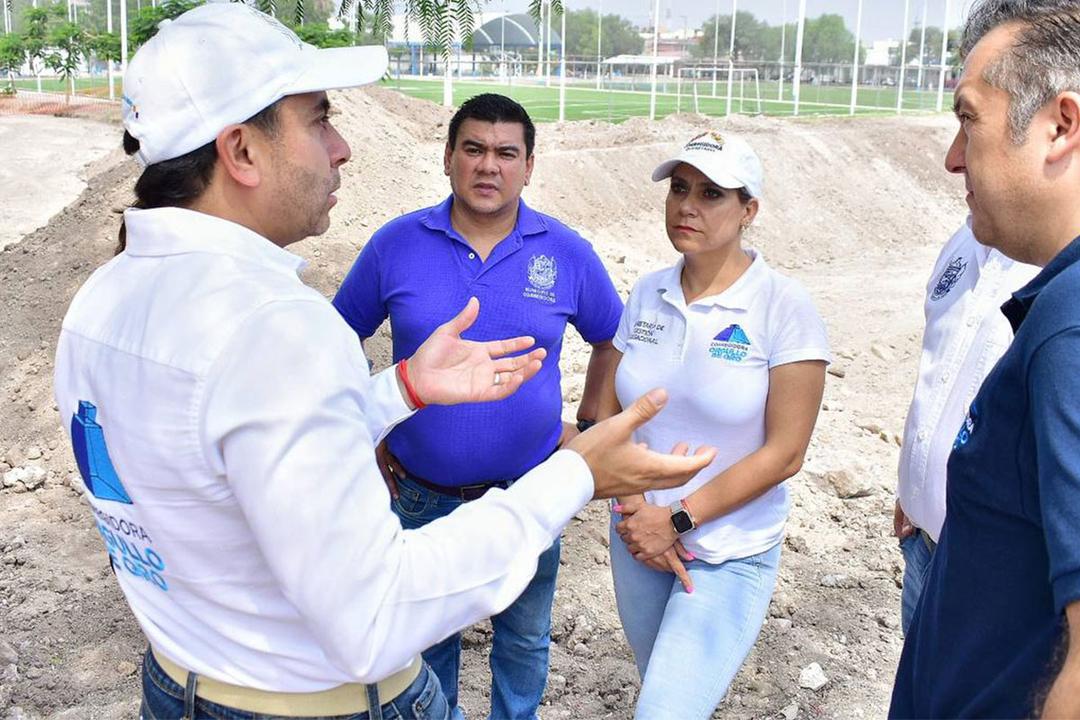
671, 510, 694, 534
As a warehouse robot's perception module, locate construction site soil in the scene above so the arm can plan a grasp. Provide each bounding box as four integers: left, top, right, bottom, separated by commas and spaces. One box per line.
0, 86, 966, 719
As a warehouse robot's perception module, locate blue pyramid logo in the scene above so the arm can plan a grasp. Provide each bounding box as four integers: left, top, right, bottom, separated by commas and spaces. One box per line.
71, 401, 132, 504
714, 324, 751, 345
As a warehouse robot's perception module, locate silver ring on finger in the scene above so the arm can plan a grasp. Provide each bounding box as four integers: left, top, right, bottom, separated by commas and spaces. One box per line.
493, 372, 504, 386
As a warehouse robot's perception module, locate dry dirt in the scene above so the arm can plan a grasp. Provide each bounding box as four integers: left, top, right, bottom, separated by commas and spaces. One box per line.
0, 86, 966, 720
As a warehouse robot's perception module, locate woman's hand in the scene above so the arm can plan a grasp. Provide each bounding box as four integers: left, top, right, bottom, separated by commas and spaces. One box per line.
641, 542, 695, 593
616, 500, 679, 560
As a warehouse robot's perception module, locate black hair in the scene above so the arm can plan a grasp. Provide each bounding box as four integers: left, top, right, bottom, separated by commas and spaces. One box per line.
115, 101, 281, 253
447, 93, 536, 157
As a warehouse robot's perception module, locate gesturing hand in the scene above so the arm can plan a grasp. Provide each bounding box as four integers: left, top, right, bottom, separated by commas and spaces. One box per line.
407, 297, 546, 406
565, 388, 715, 499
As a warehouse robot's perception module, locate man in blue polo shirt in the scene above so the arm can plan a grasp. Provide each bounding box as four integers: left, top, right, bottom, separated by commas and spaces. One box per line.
890, 1, 1080, 717
333, 93, 622, 720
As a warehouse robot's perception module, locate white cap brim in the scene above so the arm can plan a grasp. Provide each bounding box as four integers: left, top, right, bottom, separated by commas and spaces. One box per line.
288, 44, 389, 95
651, 158, 746, 190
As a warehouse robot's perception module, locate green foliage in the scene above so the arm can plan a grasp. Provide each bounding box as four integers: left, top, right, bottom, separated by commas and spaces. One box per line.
0, 32, 26, 93
21, 4, 50, 74
45, 19, 87, 98
906, 25, 961, 67
129, 0, 200, 47
90, 29, 121, 62
293, 22, 360, 48
563, 8, 643, 58
694, 12, 863, 65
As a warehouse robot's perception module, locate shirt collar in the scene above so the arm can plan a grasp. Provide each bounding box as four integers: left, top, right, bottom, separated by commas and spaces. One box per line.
657, 249, 764, 311
420, 195, 548, 240
122, 207, 308, 276
1001, 235, 1080, 332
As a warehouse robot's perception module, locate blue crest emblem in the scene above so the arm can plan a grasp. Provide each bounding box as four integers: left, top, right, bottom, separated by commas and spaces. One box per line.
527, 255, 557, 290
953, 401, 979, 450
71, 401, 132, 504
931, 256, 968, 301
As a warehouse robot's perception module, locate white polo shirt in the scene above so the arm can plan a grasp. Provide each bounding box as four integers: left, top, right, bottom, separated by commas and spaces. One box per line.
613, 250, 830, 564
53, 207, 593, 691
897, 221, 1037, 542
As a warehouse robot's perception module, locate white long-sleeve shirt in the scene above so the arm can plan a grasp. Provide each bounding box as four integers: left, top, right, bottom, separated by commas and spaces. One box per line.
53, 206, 593, 691
897, 221, 1037, 542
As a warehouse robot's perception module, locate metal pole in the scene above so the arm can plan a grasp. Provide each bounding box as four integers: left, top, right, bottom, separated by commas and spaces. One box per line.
792, 0, 806, 116
120, 0, 128, 79
849, 0, 862, 115
725, 0, 736, 115
500, 5, 506, 82
559, 1, 566, 121
917, 0, 928, 89
936, 0, 952, 112
648, 0, 660, 120
107, 0, 115, 99
896, 0, 910, 113
443, 46, 452, 106
595, 0, 602, 90
545, 0, 552, 87
536, 0, 544, 78
711, 0, 720, 96
778, 0, 786, 101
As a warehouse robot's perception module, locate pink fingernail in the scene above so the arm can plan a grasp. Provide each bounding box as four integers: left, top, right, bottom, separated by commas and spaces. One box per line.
612, 504, 623, 513
687, 587, 695, 594
686, 552, 696, 560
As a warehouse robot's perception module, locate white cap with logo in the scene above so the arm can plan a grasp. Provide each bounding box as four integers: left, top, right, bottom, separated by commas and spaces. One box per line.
122, 2, 388, 167
651, 131, 764, 199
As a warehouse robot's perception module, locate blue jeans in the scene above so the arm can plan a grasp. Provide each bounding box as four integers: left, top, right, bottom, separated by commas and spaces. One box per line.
609, 519, 781, 720
899, 530, 936, 635
139, 647, 450, 720
392, 473, 560, 720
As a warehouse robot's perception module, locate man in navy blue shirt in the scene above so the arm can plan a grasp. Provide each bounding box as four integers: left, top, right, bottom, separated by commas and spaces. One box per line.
890, 2, 1080, 717
334, 94, 622, 720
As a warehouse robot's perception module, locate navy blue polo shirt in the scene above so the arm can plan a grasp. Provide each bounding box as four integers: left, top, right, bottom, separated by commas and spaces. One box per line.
333, 196, 622, 486
890, 237, 1080, 718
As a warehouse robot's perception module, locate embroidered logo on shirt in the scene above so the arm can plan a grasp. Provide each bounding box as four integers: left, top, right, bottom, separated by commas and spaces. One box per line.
953, 401, 979, 450
709, 324, 752, 362
629, 320, 666, 345
72, 401, 169, 591
523, 254, 557, 304
931, 256, 968, 301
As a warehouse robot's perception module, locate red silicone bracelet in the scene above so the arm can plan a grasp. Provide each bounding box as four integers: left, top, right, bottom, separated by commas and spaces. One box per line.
397, 359, 426, 410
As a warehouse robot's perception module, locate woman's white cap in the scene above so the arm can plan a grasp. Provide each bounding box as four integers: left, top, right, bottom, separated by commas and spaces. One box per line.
122, 2, 388, 167
651, 131, 764, 199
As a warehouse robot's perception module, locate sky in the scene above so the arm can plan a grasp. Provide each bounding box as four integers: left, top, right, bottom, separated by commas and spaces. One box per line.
489, 0, 976, 45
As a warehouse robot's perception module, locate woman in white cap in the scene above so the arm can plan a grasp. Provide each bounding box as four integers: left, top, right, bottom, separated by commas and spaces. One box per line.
600, 131, 830, 718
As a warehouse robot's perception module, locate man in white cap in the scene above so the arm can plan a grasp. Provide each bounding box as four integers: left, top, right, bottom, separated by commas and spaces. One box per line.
52, 4, 715, 718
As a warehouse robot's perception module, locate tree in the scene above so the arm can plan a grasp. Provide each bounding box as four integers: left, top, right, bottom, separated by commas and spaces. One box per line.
800, 13, 857, 64
21, 4, 50, 91
563, 9, 643, 59
0, 33, 25, 95
129, 0, 200, 47
45, 20, 87, 101
693, 11, 772, 62
906, 25, 961, 66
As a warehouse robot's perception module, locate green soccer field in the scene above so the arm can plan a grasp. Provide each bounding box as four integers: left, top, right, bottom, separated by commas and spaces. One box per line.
384, 77, 946, 123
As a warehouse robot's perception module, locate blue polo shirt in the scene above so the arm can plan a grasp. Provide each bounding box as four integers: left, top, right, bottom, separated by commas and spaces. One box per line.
890, 237, 1080, 718
333, 196, 622, 486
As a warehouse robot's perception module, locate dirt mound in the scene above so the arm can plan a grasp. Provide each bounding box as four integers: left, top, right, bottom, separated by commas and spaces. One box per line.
0, 88, 965, 719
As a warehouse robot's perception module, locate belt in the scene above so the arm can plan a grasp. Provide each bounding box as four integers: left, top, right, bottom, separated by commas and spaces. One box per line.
151, 647, 421, 717
407, 472, 512, 502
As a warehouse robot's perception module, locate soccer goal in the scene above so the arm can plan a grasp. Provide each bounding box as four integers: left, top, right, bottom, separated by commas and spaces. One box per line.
676, 66, 762, 116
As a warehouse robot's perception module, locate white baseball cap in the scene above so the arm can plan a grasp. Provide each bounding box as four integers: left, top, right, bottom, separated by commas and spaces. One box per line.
122, 2, 388, 167
651, 131, 764, 199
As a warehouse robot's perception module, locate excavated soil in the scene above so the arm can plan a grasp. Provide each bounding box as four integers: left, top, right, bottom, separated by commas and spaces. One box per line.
0, 85, 966, 719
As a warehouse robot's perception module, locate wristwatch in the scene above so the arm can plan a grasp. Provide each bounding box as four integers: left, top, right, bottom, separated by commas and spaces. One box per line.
669, 500, 696, 535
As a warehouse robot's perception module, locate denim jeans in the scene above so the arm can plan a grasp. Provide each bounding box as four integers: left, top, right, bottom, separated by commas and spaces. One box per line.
139, 647, 450, 720
392, 473, 560, 720
899, 529, 936, 635
609, 519, 781, 720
